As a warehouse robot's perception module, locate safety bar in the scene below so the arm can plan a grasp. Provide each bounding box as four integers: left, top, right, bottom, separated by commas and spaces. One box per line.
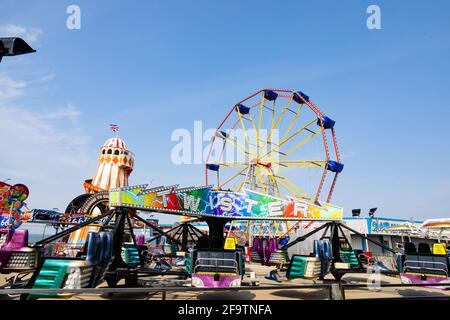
404, 260, 448, 271
403, 260, 448, 277
194, 258, 238, 273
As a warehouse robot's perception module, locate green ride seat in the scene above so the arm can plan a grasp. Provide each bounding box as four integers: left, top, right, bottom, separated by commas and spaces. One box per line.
286, 255, 321, 279
340, 250, 359, 268
123, 246, 141, 267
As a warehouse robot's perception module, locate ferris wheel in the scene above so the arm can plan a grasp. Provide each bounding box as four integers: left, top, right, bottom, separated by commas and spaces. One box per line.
205, 88, 343, 205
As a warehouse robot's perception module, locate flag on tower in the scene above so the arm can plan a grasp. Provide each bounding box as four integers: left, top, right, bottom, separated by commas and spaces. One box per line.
109, 124, 119, 132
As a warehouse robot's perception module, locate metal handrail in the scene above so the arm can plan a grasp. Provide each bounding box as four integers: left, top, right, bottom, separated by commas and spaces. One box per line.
1, 280, 450, 300
403, 260, 448, 276
194, 258, 238, 273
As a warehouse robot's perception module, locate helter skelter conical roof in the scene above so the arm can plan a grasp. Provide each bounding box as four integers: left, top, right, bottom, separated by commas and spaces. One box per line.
102, 137, 127, 149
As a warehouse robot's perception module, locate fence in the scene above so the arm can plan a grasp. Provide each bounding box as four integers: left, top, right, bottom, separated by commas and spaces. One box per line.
1, 282, 450, 300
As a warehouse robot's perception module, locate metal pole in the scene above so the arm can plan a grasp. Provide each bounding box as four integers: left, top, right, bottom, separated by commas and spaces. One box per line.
7, 199, 15, 229
130, 212, 187, 250
35, 210, 112, 245
339, 222, 397, 254
282, 221, 330, 250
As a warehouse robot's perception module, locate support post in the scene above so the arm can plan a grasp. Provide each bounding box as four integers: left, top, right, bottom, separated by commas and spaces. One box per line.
330, 283, 345, 300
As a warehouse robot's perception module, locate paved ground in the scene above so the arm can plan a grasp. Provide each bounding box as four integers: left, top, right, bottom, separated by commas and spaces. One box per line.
2, 263, 449, 300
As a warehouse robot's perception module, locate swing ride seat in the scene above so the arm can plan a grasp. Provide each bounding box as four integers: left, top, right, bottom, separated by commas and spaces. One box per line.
191, 249, 243, 288
315, 239, 332, 277
250, 249, 289, 266
285, 239, 334, 280
340, 249, 360, 268
286, 255, 321, 279
401, 249, 450, 289
122, 244, 141, 267
90, 231, 113, 287
192, 250, 240, 274
402, 253, 449, 277
0, 229, 37, 273
25, 231, 113, 300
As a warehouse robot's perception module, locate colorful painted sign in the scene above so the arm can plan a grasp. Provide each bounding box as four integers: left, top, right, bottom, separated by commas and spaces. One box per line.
369, 219, 422, 235
0, 181, 30, 229
109, 184, 343, 220
0, 181, 29, 212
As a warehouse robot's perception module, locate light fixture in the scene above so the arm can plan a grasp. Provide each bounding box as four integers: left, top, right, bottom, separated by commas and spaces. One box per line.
0, 37, 36, 63
368, 207, 378, 218
352, 209, 361, 217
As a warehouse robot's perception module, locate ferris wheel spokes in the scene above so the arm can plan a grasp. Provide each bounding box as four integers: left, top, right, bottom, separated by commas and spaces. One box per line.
206, 88, 343, 205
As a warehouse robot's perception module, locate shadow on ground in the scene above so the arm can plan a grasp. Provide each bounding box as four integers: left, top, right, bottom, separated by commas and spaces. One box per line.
396, 288, 450, 298
197, 291, 256, 300
99, 291, 160, 300
342, 275, 399, 286
270, 288, 329, 300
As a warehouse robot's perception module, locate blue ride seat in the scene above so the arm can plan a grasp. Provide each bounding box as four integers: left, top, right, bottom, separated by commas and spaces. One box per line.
264, 90, 278, 101
89, 231, 113, 287
313, 239, 332, 277
293, 91, 309, 104
327, 160, 344, 173
236, 104, 250, 115
207, 164, 220, 171
321, 239, 332, 276
317, 115, 335, 129
85, 232, 102, 265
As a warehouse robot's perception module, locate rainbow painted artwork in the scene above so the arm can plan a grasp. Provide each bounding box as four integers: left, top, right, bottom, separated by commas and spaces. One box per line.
109, 184, 343, 220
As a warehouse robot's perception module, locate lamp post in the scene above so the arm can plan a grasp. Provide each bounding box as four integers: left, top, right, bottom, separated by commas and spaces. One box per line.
0, 37, 36, 63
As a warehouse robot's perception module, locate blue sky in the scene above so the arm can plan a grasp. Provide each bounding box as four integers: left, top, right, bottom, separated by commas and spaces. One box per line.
1, 0, 450, 223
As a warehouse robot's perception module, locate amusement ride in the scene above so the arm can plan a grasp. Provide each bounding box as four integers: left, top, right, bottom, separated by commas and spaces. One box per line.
1, 40, 449, 298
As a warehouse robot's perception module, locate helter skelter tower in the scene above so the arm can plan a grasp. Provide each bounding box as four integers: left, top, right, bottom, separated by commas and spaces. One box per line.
66, 130, 134, 215
84, 137, 134, 194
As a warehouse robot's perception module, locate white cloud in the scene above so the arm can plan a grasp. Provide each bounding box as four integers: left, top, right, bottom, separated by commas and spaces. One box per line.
0, 24, 43, 44
0, 73, 26, 98
0, 56, 97, 210
0, 100, 94, 210
40, 103, 81, 124
0, 103, 89, 158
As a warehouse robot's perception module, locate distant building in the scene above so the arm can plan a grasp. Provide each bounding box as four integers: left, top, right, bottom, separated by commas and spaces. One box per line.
343, 217, 439, 253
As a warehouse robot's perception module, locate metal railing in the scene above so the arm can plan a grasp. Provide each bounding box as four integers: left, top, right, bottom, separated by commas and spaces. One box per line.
403, 260, 448, 277
194, 258, 239, 274
2, 281, 450, 300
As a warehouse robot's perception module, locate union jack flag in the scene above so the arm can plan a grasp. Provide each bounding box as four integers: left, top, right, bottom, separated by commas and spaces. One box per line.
109, 124, 119, 132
